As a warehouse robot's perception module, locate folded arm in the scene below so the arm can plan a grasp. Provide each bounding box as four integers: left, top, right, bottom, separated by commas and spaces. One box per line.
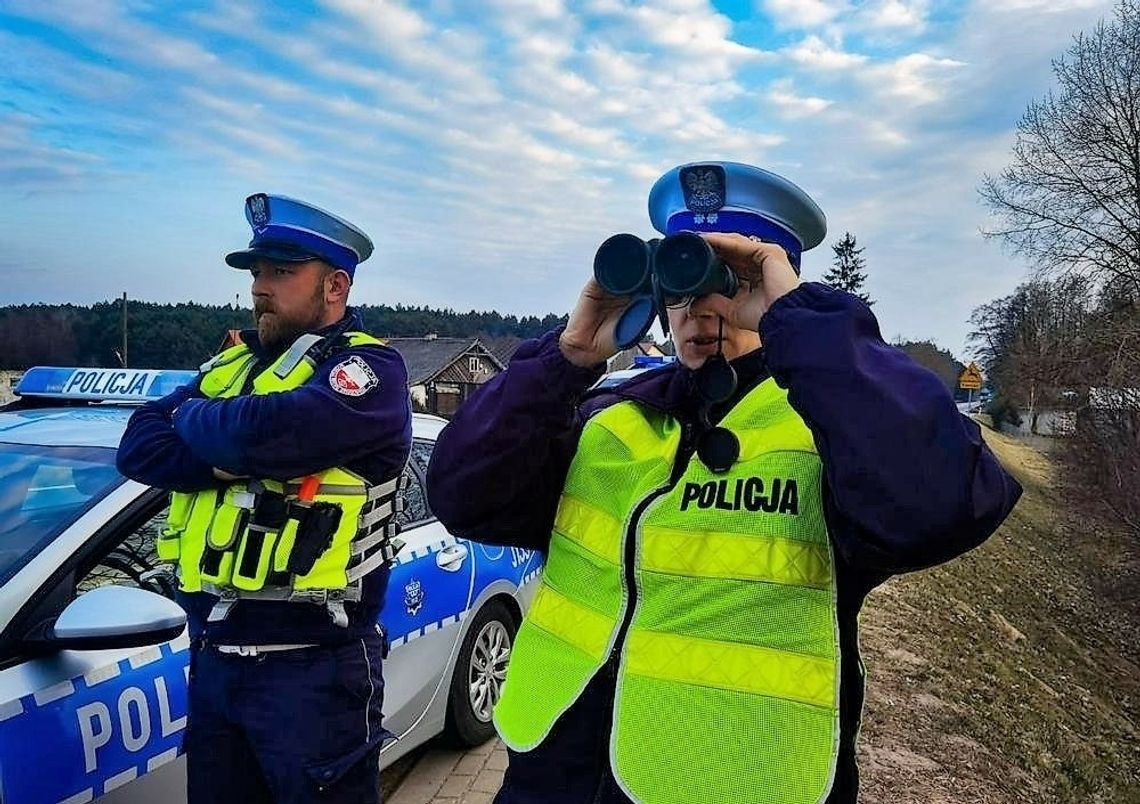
116, 384, 218, 492
170, 346, 411, 481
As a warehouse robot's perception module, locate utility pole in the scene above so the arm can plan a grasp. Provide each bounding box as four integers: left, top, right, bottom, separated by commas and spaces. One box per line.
121, 291, 128, 368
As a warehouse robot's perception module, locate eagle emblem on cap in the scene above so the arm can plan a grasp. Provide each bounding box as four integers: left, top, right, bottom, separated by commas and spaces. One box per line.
248, 194, 270, 229
680, 165, 725, 224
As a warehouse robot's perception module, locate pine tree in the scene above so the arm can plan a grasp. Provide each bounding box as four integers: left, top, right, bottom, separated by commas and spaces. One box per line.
823, 231, 873, 305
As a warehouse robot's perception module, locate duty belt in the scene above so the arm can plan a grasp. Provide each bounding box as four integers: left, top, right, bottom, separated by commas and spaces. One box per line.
214, 643, 318, 656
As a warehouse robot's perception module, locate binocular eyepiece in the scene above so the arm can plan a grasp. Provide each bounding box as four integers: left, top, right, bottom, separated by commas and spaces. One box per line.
593, 232, 739, 349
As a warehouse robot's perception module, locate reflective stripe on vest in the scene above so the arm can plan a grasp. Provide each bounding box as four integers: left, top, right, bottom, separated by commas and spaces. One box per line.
162, 332, 401, 601
494, 378, 842, 804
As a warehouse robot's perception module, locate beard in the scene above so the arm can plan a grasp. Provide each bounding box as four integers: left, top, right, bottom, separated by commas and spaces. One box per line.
255, 291, 328, 349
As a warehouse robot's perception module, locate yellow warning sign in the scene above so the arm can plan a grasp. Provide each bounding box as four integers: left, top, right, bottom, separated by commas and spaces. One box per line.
959, 362, 983, 391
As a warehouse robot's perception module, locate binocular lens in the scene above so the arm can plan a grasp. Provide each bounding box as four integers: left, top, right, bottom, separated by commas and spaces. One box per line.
654, 233, 717, 296
594, 234, 651, 297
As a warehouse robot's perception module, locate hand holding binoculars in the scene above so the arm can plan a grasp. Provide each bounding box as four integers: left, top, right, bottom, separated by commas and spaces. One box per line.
593, 232, 742, 349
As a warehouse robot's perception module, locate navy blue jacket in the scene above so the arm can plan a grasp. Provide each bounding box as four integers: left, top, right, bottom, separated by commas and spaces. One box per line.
117, 309, 412, 645
426, 283, 1022, 804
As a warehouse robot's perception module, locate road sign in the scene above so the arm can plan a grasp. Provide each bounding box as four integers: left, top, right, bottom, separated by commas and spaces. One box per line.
959, 362, 983, 391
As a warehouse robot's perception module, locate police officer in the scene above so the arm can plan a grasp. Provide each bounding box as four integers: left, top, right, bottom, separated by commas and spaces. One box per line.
117, 194, 412, 804
425, 162, 1022, 804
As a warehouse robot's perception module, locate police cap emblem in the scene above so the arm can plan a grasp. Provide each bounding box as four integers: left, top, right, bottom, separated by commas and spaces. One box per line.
247, 193, 270, 229
680, 165, 726, 223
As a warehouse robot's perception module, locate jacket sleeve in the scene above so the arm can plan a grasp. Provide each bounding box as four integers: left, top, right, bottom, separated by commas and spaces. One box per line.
426, 331, 604, 551
116, 383, 219, 492
761, 283, 1022, 575
170, 345, 412, 481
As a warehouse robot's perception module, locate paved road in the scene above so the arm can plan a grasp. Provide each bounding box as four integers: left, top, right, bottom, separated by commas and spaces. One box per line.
388, 738, 508, 804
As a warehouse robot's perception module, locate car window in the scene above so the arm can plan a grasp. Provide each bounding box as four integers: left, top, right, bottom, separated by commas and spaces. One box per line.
396, 465, 430, 527
410, 438, 434, 475
0, 443, 123, 587
77, 504, 177, 599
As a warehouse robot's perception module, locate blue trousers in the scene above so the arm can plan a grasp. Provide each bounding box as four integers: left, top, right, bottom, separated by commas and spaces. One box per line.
185, 631, 389, 804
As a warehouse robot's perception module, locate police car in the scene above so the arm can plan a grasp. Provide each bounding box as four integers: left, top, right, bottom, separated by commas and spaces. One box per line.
591, 354, 677, 391
0, 367, 542, 803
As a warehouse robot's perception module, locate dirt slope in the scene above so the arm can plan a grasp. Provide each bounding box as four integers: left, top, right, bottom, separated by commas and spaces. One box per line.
856, 426, 1140, 803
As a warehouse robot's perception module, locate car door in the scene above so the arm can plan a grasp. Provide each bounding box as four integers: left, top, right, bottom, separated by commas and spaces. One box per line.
379, 437, 473, 741
0, 491, 190, 804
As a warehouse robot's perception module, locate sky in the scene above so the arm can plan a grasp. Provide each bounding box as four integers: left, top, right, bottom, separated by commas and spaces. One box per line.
0, 0, 1118, 357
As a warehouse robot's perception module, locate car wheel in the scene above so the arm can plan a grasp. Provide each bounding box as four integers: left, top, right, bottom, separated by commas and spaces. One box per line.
442, 598, 517, 747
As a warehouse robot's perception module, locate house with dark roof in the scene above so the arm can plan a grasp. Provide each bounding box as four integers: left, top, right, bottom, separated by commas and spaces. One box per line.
385, 336, 521, 417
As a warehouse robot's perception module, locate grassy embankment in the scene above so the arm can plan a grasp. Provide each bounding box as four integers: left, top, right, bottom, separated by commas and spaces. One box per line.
857, 424, 1139, 803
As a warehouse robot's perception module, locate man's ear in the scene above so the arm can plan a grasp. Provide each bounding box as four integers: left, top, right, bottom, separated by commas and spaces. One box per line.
325, 269, 352, 303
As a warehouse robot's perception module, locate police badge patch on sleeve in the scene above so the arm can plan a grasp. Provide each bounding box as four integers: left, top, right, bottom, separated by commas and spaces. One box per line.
329, 355, 379, 397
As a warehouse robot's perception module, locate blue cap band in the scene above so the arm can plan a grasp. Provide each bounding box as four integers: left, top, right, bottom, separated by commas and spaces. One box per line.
249, 225, 360, 275
664, 212, 804, 269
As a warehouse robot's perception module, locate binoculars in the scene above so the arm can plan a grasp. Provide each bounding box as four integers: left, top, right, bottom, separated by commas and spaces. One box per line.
593, 232, 739, 349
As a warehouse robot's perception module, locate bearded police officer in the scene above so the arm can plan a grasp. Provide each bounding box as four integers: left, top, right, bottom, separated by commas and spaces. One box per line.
117, 194, 412, 803
426, 162, 1022, 804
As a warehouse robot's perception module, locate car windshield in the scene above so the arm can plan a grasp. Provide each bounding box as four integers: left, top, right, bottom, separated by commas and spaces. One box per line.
0, 443, 124, 586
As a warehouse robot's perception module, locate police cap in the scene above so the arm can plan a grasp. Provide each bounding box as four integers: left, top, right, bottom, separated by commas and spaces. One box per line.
224, 194, 374, 278
648, 162, 826, 269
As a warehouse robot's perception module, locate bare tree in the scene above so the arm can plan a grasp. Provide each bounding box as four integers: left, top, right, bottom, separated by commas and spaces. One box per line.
1062, 286, 1140, 537
980, 0, 1140, 292
968, 276, 1091, 433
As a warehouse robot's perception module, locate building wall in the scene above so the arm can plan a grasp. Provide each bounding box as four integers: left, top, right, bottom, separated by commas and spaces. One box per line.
409, 383, 428, 411
435, 349, 496, 384
1000, 409, 1075, 437
0, 371, 23, 405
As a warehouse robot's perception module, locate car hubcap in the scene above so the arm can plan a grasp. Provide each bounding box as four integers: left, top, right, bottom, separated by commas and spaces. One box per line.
468, 620, 511, 722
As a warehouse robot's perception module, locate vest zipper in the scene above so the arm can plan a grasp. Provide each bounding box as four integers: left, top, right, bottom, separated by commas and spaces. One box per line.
212, 354, 258, 398
238, 356, 270, 396
591, 421, 694, 803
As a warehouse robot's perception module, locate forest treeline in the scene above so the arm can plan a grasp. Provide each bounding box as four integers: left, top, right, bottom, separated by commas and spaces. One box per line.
0, 300, 567, 370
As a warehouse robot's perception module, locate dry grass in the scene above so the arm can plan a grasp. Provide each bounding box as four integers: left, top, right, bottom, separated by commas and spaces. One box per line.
856, 424, 1140, 803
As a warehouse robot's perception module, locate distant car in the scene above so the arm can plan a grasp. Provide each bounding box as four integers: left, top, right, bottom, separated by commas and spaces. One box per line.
0, 367, 541, 803
591, 355, 677, 391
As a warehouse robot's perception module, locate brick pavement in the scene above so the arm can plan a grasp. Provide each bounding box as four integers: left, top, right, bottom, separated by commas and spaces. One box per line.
388, 738, 508, 804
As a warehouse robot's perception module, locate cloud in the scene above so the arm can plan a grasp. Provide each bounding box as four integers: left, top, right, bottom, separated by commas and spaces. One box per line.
766, 80, 835, 118
786, 35, 868, 70
982, 0, 1104, 10
857, 0, 929, 31
867, 52, 967, 104
760, 0, 849, 29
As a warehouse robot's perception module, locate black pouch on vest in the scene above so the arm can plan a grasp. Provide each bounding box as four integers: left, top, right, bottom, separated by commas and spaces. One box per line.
250, 489, 289, 530
200, 508, 248, 578
286, 502, 343, 576
229, 490, 290, 589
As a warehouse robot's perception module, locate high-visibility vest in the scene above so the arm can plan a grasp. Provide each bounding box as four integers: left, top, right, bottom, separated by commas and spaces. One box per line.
155, 332, 404, 623
494, 378, 841, 804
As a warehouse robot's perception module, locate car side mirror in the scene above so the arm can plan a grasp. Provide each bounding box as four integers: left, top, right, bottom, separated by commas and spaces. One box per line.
26, 585, 187, 652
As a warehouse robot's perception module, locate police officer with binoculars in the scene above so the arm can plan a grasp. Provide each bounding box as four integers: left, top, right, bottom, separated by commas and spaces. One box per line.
427, 161, 1021, 804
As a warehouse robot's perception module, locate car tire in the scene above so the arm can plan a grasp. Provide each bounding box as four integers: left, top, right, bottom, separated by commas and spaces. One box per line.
441, 598, 518, 747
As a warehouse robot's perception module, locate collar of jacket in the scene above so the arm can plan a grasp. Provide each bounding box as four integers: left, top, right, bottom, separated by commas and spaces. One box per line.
236, 307, 364, 360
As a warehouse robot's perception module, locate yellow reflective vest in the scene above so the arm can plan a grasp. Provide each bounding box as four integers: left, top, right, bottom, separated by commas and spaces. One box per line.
494, 378, 841, 804
156, 332, 403, 624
